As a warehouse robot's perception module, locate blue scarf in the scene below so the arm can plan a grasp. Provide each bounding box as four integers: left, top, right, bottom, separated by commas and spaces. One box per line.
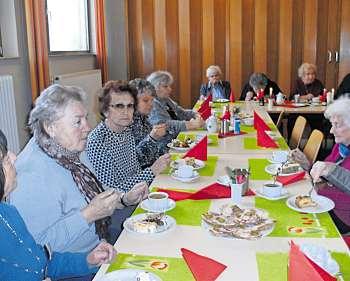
339, 143, 350, 158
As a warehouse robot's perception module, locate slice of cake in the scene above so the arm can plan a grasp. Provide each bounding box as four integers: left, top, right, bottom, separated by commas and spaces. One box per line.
295, 195, 317, 208
282, 163, 300, 174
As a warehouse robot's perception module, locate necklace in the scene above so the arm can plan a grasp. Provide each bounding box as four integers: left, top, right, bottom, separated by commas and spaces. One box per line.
0, 212, 45, 276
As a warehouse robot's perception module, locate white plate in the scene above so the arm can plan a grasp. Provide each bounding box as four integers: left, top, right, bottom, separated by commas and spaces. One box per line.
293, 103, 309, 107
286, 195, 335, 214
213, 98, 229, 103
171, 170, 200, 183
123, 213, 176, 235
265, 163, 302, 176
140, 198, 176, 213
265, 131, 279, 140
100, 269, 162, 281
170, 159, 205, 170
166, 142, 195, 152
216, 175, 230, 186
255, 188, 289, 200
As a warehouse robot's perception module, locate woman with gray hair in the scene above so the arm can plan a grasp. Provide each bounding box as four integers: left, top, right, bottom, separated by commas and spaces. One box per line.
290, 62, 324, 101
290, 96, 350, 233
240, 72, 281, 101
129, 78, 169, 168
10, 84, 148, 254
147, 70, 204, 142
199, 65, 232, 100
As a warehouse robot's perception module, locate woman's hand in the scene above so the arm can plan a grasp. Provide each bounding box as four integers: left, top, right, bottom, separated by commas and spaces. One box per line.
87, 241, 117, 266
81, 189, 119, 223
151, 153, 171, 176
186, 117, 205, 130
124, 181, 149, 205
289, 148, 311, 171
150, 124, 167, 140
310, 161, 336, 183
245, 91, 254, 101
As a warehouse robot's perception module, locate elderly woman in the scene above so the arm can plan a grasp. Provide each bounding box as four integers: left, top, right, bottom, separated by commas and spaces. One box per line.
291, 97, 350, 233
10, 84, 148, 253
0, 130, 116, 281
129, 78, 168, 168
147, 70, 204, 141
240, 72, 281, 101
199, 65, 232, 100
290, 63, 324, 101
87, 80, 170, 192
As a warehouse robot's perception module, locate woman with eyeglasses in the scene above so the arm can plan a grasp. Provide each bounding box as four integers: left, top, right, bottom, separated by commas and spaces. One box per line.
0, 130, 117, 281
290, 97, 350, 233
199, 65, 232, 101
86, 80, 171, 193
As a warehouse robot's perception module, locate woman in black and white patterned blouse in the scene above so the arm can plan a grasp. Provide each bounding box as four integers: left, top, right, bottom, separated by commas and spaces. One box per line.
129, 78, 169, 168
86, 81, 171, 192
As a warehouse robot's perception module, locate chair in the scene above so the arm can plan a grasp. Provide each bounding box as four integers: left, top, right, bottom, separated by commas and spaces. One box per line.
303, 129, 324, 164
289, 116, 307, 149
275, 110, 288, 139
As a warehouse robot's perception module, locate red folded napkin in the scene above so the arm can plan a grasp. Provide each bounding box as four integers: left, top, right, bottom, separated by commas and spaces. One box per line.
200, 108, 211, 120
229, 90, 235, 102
277, 171, 306, 186
257, 128, 278, 148
198, 95, 212, 114
181, 248, 227, 281
157, 183, 255, 201
342, 235, 350, 248
288, 241, 336, 281
183, 136, 207, 161
218, 131, 247, 138
254, 111, 271, 131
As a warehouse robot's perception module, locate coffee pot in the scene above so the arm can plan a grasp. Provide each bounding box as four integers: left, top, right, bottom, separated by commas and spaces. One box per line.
206, 112, 218, 133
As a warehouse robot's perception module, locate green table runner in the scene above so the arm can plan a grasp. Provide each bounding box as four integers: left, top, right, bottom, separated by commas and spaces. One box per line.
162, 154, 219, 177
177, 132, 219, 146
244, 137, 289, 150
107, 253, 194, 281
134, 188, 211, 226
248, 158, 273, 180
256, 252, 350, 281
255, 197, 340, 238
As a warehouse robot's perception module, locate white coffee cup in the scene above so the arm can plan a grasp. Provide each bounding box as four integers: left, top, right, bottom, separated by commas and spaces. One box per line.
177, 165, 194, 178
294, 94, 300, 103
148, 192, 169, 211
272, 151, 288, 163
262, 181, 283, 197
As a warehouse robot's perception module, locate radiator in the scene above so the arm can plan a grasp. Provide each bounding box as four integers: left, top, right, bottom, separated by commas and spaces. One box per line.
54, 69, 102, 128
0, 75, 20, 153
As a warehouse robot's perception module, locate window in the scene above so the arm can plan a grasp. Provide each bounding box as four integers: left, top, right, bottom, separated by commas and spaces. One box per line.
46, 0, 90, 53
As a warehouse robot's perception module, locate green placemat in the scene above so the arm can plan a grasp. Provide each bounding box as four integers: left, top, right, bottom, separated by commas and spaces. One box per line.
256, 252, 350, 281
248, 158, 273, 180
162, 154, 219, 177
240, 125, 256, 133
107, 253, 194, 281
177, 132, 219, 146
134, 189, 211, 226
244, 137, 289, 150
255, 197, 340, 238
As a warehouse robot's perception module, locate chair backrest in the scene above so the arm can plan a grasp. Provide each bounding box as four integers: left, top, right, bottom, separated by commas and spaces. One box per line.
275, 110, 285, 128
303, 129, 324, 164
289, 116, 307, 149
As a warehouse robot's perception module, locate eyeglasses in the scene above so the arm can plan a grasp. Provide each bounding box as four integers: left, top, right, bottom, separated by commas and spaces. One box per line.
109, 103, 134, 110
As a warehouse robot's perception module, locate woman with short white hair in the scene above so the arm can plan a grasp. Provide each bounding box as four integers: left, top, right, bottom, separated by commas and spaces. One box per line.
199, 65, 232, 100
290, 62, 324, 101
291, 97, 350, 233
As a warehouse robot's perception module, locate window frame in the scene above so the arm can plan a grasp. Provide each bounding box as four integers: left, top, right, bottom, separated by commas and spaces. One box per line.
0, 25, 3, 57
45, 0, 92, 55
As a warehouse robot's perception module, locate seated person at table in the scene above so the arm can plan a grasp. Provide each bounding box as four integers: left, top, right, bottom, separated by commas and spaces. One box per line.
129, 78, 169, 168
87, 80, 171, 192
199, 65, 232, 100
240, 73, 281, 101
147, 70, 205, 141
0, 129, 116, 281
290, 62, 324, 101
290, 97, 350, 233
10, 84, 148, 253
335, 73, 350, 99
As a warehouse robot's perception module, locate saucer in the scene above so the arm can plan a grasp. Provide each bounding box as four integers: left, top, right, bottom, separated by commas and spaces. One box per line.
255, 188, 289, 200
140, 198, 176, 213
171, 170, 200, 183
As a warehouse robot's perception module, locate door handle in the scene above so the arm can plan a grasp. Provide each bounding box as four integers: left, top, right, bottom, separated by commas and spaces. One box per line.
335, 51, 339, 63
328, 51, 332, 63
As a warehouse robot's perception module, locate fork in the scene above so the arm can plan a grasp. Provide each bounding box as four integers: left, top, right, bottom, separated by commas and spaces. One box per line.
308, 175, 316, 197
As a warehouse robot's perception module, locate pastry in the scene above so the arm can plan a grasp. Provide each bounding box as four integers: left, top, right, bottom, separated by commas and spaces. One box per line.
282, 163, 300, 174
295, 195, 317, 208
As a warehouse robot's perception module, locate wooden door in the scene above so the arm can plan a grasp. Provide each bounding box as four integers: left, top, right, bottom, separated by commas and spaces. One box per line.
338, 0, 350, 84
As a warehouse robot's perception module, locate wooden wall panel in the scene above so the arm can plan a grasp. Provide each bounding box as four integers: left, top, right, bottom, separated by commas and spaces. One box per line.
126, 0, 350, 105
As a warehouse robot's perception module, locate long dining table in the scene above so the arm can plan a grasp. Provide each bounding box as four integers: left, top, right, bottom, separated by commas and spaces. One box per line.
93, 102, 349, 281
